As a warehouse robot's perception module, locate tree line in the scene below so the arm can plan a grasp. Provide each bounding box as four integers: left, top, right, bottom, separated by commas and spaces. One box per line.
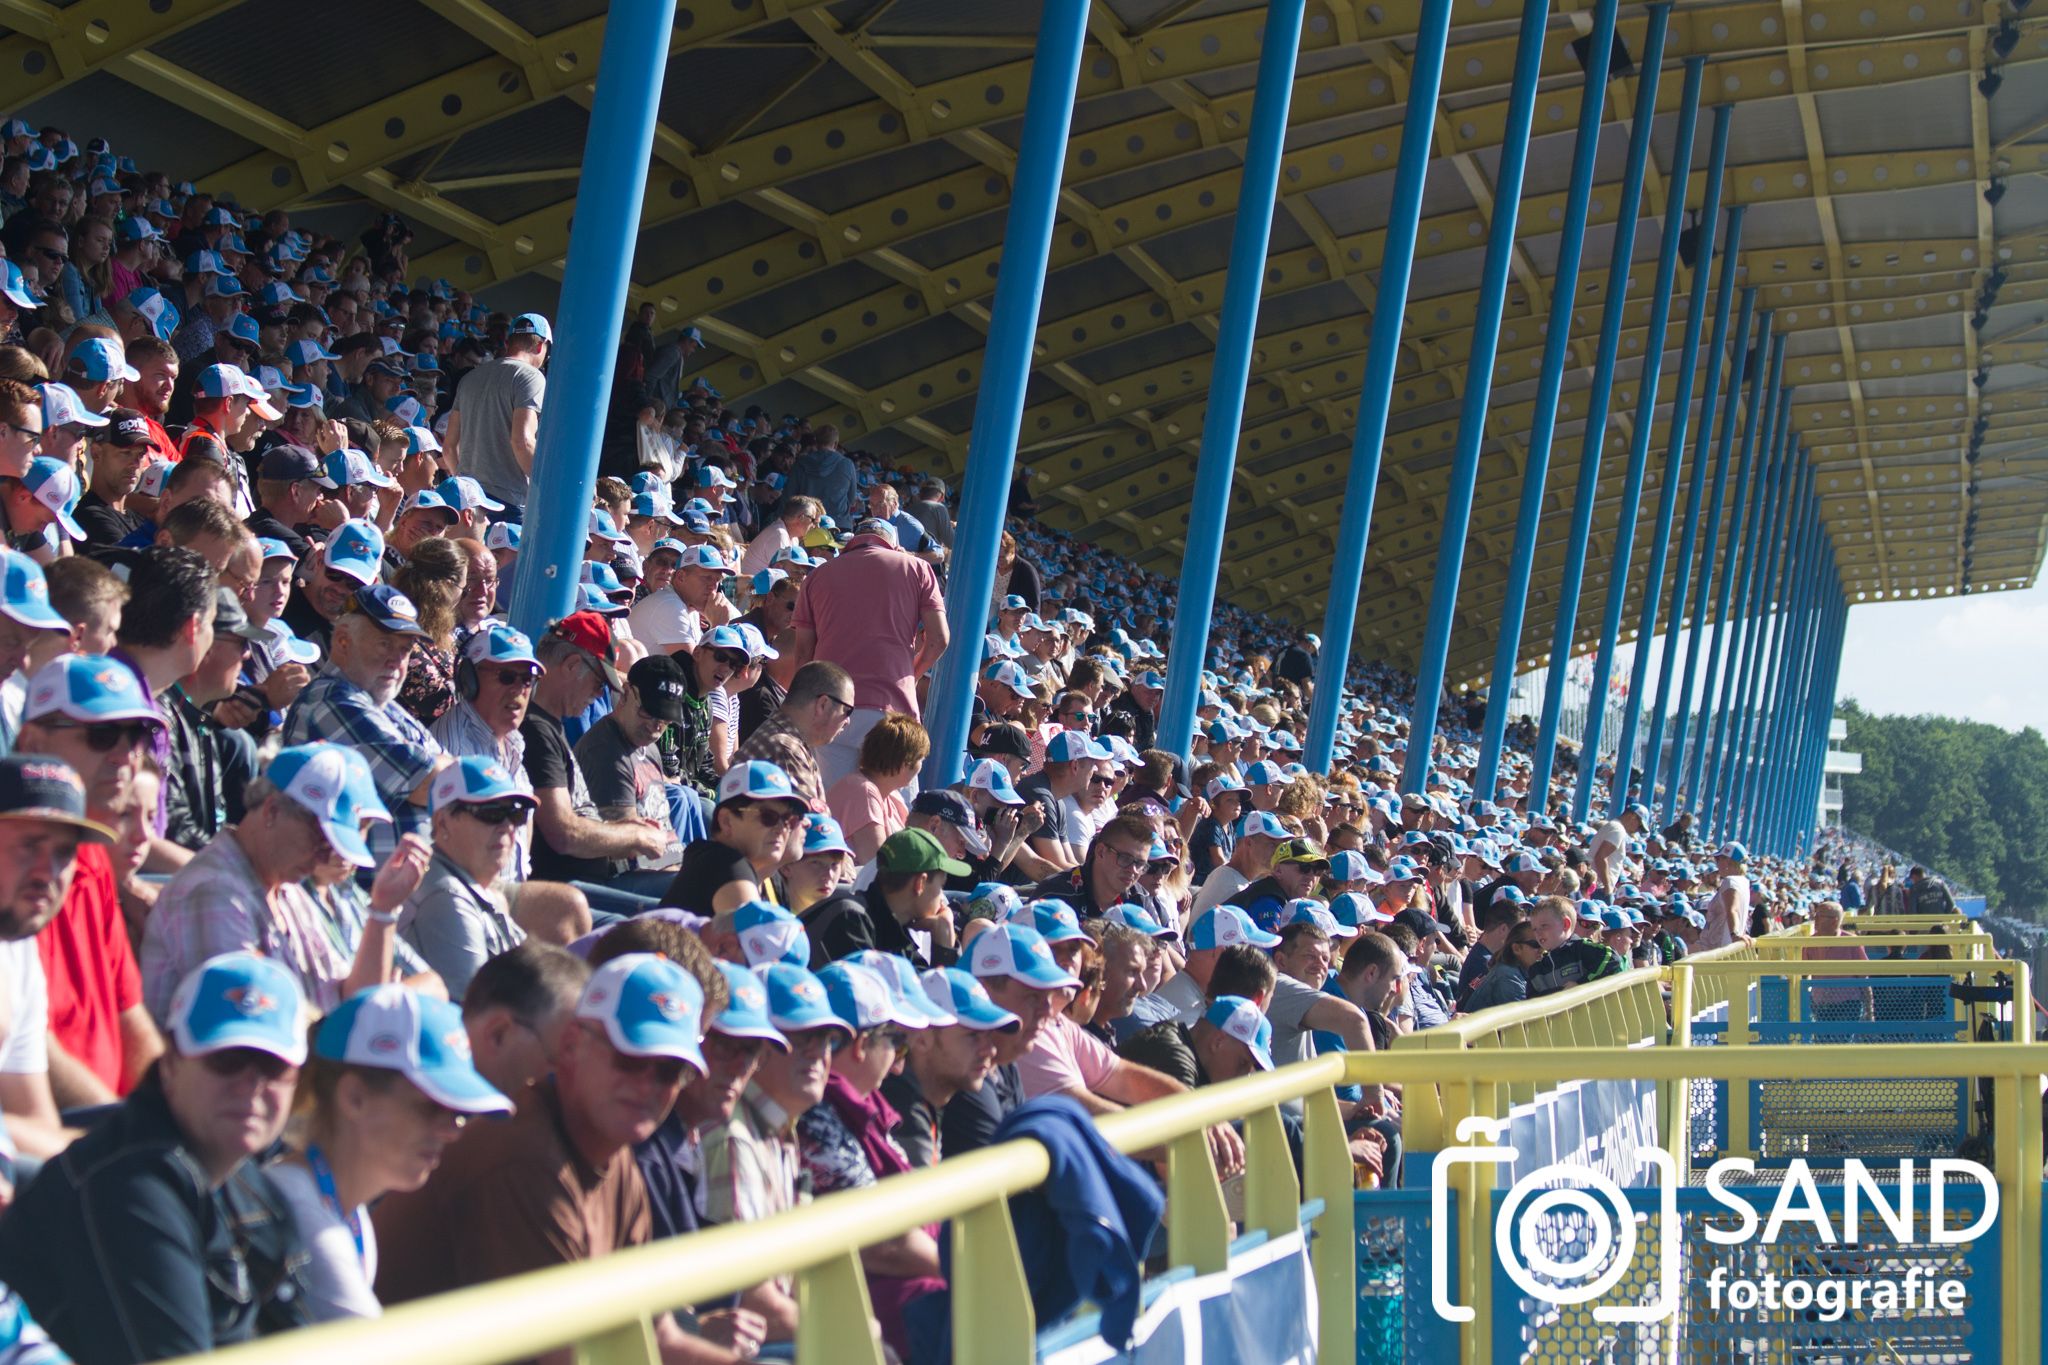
1839, 700, 2048, 916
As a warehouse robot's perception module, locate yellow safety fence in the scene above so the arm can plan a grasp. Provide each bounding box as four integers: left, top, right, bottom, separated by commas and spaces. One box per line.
173, 928, 2011, 1365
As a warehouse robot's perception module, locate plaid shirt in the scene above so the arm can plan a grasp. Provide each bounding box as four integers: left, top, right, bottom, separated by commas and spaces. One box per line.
139, 828, 351, 1023
730, 710, 825, 811
700, 1087, 808, 1299
284, 664, 442, 865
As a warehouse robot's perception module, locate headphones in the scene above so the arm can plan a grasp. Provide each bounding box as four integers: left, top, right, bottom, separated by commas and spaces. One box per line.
455, 652, 480, 701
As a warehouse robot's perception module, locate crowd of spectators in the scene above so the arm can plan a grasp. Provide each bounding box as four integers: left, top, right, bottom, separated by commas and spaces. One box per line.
0, 119, 1960, 1365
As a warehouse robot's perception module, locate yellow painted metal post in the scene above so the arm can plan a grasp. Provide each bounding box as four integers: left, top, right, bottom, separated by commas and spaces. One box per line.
1995, 1069, 2021, 1362
1667, 966, 1694, 1184
1299, 1085, 1358, 1358
573, 1317, 658, 1365
796, 1250, 884, 1365
1166, 1130, 1230, 1274
1242, 1104, 1299, 1238
1440, 1079, 1491, 1365
950, 1198, 1035, 1365
1725, 979, 1753, 1160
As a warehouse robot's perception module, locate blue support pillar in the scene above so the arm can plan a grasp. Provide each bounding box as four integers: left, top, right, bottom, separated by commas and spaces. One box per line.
1783, 584, 1835, 853
508, 0, 678, 638
1777, 549, 1836, 851
1157, 0, 1306, 761
1642, 203, 1745, 813
1797, 588, 1848, 850
1612, 102, 1733, 813
1304, 0, 1455, 773
1687, 331, 1785, 818
1664, 288, 1759, 822
1742, 465, 1816, 833
1473, 0, 1619, 804
919, 0, 1091, 788
1573, 54, 1707, 821
1719, 452, 1808, 836
1524, 2, 1672, 811
1399, 0, 1554, 793
1748, 503, 1818, 847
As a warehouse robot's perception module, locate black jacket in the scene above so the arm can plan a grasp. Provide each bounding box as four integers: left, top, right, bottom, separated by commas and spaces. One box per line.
0, 1071, 313, 1363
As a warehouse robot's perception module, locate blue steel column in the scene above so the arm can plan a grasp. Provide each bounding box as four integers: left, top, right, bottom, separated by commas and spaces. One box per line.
1399, 0, 1554, 793
1770, 540, 1832, 850
1687, 331, 1785, 818
1796, 588, 1848, 850
1573, 54, 1706, 821
1747, 502, 1818, 846
1642, 202, 1745, 811
1473, 0, 1620, 801
1163, 2, 1302, 757
1611, 102, 1732, 813
1738, 463, 1814, 834
1718, 452, 1808, 836
508, 0, 678, 637
1157, 0, 1305, 760
1303, 0, 1456, 772
1523, 3, 1672, 810
919, 0, 1091, 788
1664, 290, 1760, 822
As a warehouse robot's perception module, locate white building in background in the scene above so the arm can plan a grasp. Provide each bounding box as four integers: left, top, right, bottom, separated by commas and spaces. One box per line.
1820, 714, 1861, 829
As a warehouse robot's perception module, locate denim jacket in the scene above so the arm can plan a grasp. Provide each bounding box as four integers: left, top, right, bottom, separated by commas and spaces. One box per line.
0, 1072, 313, 1364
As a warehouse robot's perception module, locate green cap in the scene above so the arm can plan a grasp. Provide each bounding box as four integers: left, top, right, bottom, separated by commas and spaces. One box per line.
877, 826, 972, 877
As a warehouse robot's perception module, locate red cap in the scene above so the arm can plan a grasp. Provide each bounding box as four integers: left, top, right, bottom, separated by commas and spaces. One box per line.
548, 610, 624, 689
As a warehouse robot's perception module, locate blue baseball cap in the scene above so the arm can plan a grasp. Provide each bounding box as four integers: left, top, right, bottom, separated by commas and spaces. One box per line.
1202, 995, 1275, 1071
963, 757, 1023, 805
436, 475, 504, 512
398, 488, 455, 519
463, 623, 542, 672
1328, 851, 1368, 882
709, 961, 787, 1048
846, 951, 957, 1027
716, 759, 802, 808
509, 312, 552, 342
316, 448, 395, 490
1005, 898, 1090, 944
124, 286, 177, 339
323, 518, 385, 584
1189, 904, 1282, 950
965, 923, 1081, 990
1045, 730, 1114, 764
484, 520, 521, 553
1329, 891, 1390, 933
18, 457, 81, 541
1599, 908, 1633, 932
1384, 855, 1424, 882
1104, 901, 1172, 938
166, 951, 308, 1065
316, 985, 511, 1114
0, 260, 37, 309
73, 337, 139, 384
1716, 842, 1749, 865
266, 742, 390, 866
1245, 760, 1286, 786
1278, 896, 1350, 938
23, 653, 163, 729
1495, 885, 1532, 908
1503, 849, 1544, 875
39, 381, 105, 431
574, 953, 706, 1075
981, 660, 1033, 698
819, 961, 929, 1031
352, 584, 427, 637
429, 755, 534, 816
800, 812, 855, 858
757, 962, 850, 1037
287, 338, 338, 367
919, 967, 1021, 1032
672, 543, 730, 572
258, 618, 321, 666
1240, 810, 1292, 841
731, 900, 809, 968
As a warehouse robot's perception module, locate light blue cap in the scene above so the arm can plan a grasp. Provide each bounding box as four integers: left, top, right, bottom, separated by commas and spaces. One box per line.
436, 475, 503, 512
1277, 897, 1349, 938
1104, 901, 1171, 938
323, 518, 385, 583
1005, 898, 1090, 944
1240, 810, 1292, 841
1201, 995, 1274, 1070
574, 953, 706, 1074
1188, 904, 1281, 950
266, 742, 390, 866
22, 457, 83, 540
463, 622, 542, 670
920, 967, 1021, 1032
316, 985, 511, 1113
716, 759, 802, 807
730, 900, 809, 969
963, 757, 1023, 804
1045, 730, 1114, 764
757, 962, 850, 1036
800, 812, 855, 858
965, 923, 1080, 990
1328, 850, 1368, 882
259, 617, 321, 666
166, 951, 308, 1064
22, 653, 161, 727
428, 755, 533, 815
709, 961, 787, 1048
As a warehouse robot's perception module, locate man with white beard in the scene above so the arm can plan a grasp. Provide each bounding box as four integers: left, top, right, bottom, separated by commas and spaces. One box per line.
282, 583, 449, 863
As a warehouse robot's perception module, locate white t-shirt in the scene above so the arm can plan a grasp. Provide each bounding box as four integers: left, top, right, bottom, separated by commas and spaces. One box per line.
0, 939, 47, 1077
628, 586, 701, 654
740, 522, 794, 577
1191, 865, 1252, 918
269, 1160, 382, 1320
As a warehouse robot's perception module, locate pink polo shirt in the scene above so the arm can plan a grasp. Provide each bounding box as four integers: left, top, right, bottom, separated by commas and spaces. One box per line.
1016, 1012, 1119, 1100
791, 539, 943, 716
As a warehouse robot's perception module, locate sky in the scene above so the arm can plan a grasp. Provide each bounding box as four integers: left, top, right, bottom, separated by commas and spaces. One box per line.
1830, 579, 2048, 734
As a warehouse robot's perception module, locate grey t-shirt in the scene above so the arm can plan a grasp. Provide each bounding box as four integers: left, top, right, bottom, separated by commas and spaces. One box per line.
452, 356, 546, 506
1265, 974, 1326, 1068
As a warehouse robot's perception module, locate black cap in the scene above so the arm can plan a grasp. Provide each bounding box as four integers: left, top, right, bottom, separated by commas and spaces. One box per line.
1392, 907, 1442, 942
95, 408, 155, 450
211, 586, 266, 642
909, 787, 990, 857
0, 756, 114, 843
259, 444, 322, 481
350, 584, 427, 637
974, 722, 1032, 763
627, 654, 690, 722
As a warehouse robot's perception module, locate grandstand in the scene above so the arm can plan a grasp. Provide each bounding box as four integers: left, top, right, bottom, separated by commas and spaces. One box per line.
0, 0, 2040, 1362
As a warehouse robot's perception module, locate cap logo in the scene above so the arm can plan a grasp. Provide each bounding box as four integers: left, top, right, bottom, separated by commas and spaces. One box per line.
791, 979, 823, 1003
648, 991, 690, 1022
368, 1032, 403, 1054
224, 985, 275, 1016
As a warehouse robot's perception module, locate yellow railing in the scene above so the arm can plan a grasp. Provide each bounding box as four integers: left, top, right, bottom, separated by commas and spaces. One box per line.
182, 1054, 1357, 1365
170, 928, 2021, 1365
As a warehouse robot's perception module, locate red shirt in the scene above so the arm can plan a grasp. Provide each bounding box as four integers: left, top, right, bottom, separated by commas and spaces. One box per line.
37, 845, 142, 1095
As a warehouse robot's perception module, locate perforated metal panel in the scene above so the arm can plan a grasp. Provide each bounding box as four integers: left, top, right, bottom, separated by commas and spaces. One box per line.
1354, 1187, 1456, 1365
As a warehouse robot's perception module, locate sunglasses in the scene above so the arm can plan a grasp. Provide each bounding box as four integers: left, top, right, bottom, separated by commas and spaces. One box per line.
199, 1048, 296, 1081
461, 801, 531, 827
707, 648, 749, 671
1147, 858, 1179, 874
486, 667, 537, 690
747, 804, 807, 830
1089, 775, 1114, 787
40, 719, 152, 752
606, 1048, 689, 1087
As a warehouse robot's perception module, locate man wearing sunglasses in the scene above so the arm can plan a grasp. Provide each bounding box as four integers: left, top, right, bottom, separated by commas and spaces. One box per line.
0, 951, 317, 1363
403, 756, 538, 1002
279, 516, 382, 662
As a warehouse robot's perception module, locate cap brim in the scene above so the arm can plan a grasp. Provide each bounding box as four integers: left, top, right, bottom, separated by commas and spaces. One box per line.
250, 397, 283, 421
321, 818, 375, 867
325, 555, 378, 584
410, 1062, 515, 1115
770, 1009, 853, 1038
1247, 1043, 1275, 1071
958, 822, 991, 859
955, 1002, 1022, 1032
711, 1017, 790, 1050
181, 1022, 306, 1067
52, 507, 85, 541
0, 808, 115, 844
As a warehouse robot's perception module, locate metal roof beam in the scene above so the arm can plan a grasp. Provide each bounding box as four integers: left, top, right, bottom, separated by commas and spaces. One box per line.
0, 0, 244, 109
